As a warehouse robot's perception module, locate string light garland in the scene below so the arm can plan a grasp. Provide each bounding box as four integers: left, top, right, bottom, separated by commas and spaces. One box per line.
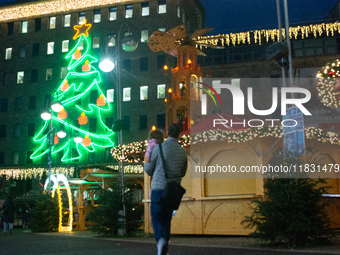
195, 21, 340, 47
0, 167, 74, 180
111, 126, 340, 162
0, 0, 146, 22
316, 59, 340, 108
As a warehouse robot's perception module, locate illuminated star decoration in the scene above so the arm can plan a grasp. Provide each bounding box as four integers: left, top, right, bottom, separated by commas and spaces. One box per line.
73, 19, 92, 40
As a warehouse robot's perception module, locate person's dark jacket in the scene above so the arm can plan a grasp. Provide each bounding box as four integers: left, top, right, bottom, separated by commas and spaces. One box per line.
2, 198, 16, 223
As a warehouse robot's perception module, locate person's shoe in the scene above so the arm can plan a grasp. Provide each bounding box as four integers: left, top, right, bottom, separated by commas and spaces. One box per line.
157, 238, 166, 255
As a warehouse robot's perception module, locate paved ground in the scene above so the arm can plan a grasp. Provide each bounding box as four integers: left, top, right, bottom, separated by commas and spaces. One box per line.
1, 228, 340, 255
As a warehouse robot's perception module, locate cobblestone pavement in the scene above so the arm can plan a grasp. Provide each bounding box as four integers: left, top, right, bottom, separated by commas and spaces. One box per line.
1, 228, 340, 255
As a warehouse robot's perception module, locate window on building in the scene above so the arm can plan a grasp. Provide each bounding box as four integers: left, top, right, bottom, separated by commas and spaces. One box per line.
177, 6, 181, 18
15, 97, 22, 111
141, 2, 149, 16
110, 7, 117, 21
19, 45, 26, 58
12, 152, 19, 165
157, 84, 166, 99
60, 67, 67, 79
62, 40, 69, 52
94, 10, 101, 23
1, 99, 8, 112
32, 43, 39, 56
141, 29, 148, 43
139, 115, 147, 130
107, 89, 114, 102
46, 68, 52, 81
26, 151, 33, 165
49, 17, 56, 29
0, 152, 4, 165
123, 59, 131, 72
31, 69, 38, 83
79, 12, 86, 24
140, 86, 148, 100
3, 73, 10, 86
28, 123, 35, 137
47, 42, 54, 55
8, 22, 13, 35
89, 118, 97, 132
21, 21, 28, 33
125, 5, 133, 18
231, 78, 240, 88
44, 94, 51, 108
158, 27, 166, 33
157, 55, 165, 69
17, 71, 24, 84
5, 48, 12, 60
158, 0, 166, 14
122, 116, 130, 130
140, 57, 148, 72
108, 34, 115, 47
182, 11, 185, 23
78, 40, 84, 50
64, 14, 71, 27
123, 88, 131, 101
0, 125, 6, 137
92, 36, 99, 49
13, 124, 20, 138
212, 80, 222, 94
29, 96, 36, 110
157, 113, 166, 129
35, 18, 41, 31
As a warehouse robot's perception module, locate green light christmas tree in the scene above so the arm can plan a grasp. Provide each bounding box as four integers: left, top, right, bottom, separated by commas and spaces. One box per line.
31, 19, 114, 162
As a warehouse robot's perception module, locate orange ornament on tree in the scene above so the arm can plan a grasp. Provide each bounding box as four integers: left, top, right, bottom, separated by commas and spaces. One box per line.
58, 108, 67, 119
54, 134, 59, 145
61, 80, 69, 91
82, 60, 90, 71
96, 94, 106, 106
78, 112, 88, 125
82, 134, 91, 146
73, 49, 81, 59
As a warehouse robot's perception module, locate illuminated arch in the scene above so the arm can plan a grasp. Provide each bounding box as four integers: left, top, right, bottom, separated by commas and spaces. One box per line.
44, 174, 73, 232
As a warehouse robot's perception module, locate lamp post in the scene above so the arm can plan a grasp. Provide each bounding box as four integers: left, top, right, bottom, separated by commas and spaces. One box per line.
99, 23, 138, 235
40, 92, 64, 194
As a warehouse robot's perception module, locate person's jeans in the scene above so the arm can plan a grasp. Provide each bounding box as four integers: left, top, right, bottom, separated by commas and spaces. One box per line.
150, 190, 173, 245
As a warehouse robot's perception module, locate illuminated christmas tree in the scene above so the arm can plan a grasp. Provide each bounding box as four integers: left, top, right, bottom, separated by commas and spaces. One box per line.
31, 19, 114, 162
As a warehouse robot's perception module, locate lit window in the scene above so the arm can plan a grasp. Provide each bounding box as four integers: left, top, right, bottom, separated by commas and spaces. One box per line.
62, 40, 69, 52
92, 36, 99, 49
123, 87, 131, 101
49, 17, 56, 29
107, 89, 114, 102
177, 6, 180, 18
109, 7, 117, 21
64, 14, 71, 27
141, 29, 148, 43
17, 71, 24, 84
5, 48, 12, 60
78, 40, 84, 50
158, 0, 166, 14
140, 86, 148, 100
157, 84, 166, 99
47, 42, 54, 55
94, 10, 101, 23
125, 5, 133, 18
12, 151, 19, 165
19, 45, 25, 58
46, 68, 52, 81
108, 35, 115, 47
158, 27, 166, 33
79, 12, 85, 24
212, 80, 221, 94
232, 78, 240, 88
182, 11, 185, 23
141, 2, 149, 16
60, 67, 67, 79
21, 21, 28, 33
13, 124, 20, 138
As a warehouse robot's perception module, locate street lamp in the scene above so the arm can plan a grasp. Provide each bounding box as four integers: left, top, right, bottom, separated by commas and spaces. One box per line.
99, 23, 138, 235
41, 93, 64, 194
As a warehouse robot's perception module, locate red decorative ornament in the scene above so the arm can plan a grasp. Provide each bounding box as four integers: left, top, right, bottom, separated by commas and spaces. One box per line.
73, 49, 81, 59
78, 112, 88, 125
96, 94, 106, 106
61, 80, 69, 91
82, 60, 90, 71
58, 108, 67, 119
82, 135, 91, 146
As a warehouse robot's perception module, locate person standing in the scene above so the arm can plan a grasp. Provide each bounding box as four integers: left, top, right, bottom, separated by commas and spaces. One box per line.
144, 124, 187, 255
22, 203, 30, 228
2, 195, 16, 235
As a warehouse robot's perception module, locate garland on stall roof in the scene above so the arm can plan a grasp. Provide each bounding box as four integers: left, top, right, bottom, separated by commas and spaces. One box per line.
111, 126, 340, 162
0, 167, 74, 180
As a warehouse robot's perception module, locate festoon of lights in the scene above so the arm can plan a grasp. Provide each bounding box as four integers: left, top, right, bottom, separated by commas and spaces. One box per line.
316, 59, 340, 108
111, 126, 340, 162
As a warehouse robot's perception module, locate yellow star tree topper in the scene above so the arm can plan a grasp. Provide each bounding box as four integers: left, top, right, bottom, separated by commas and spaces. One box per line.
73, 19, 92, 40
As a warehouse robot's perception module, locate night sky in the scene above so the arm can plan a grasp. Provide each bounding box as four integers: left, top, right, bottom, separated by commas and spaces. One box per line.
0, 0, 339, 35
